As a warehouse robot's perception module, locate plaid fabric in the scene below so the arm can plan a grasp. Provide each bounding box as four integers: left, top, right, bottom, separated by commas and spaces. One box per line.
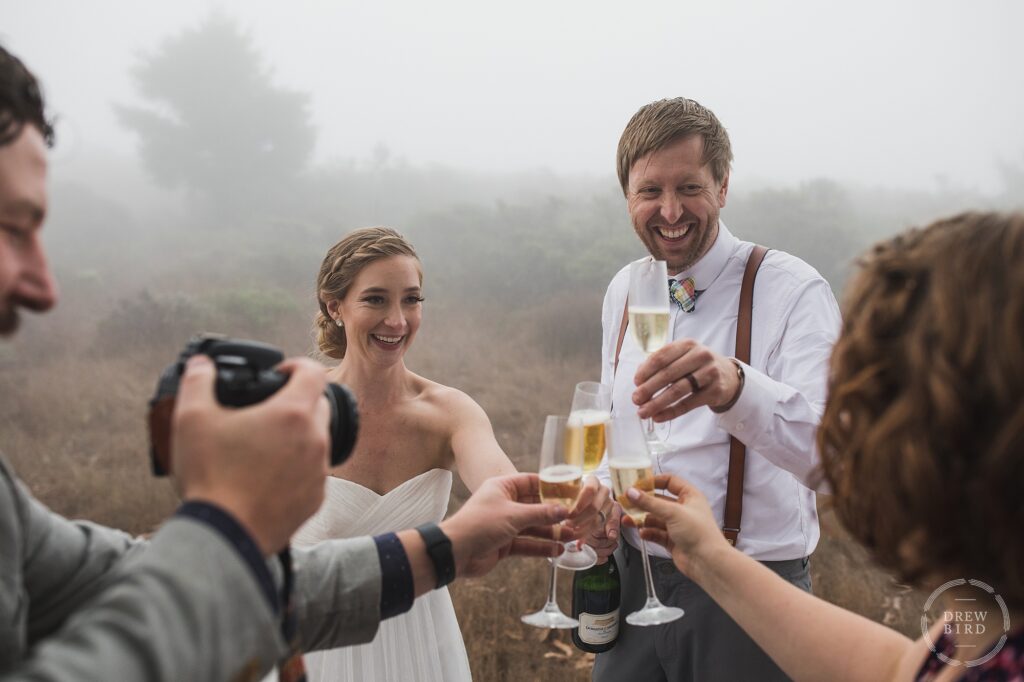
669, 277, 697, 312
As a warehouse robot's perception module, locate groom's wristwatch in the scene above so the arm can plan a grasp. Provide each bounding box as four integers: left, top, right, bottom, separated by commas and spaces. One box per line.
415, 523, 456, 589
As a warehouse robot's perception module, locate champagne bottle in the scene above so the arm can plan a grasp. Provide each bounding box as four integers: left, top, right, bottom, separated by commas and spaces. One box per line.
571, 555, 620, 653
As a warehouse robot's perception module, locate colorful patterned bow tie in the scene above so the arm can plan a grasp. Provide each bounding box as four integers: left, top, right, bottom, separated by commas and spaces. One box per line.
669, 277, 698, 312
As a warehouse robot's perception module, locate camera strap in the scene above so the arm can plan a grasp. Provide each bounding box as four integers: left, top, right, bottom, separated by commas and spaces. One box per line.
276, 547, 308, 682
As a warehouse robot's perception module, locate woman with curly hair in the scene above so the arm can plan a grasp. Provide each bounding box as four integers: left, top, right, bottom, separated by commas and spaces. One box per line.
621, 212, 1024, 680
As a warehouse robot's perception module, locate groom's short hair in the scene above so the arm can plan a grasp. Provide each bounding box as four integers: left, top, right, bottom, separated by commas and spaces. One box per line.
616, 97, 732, 195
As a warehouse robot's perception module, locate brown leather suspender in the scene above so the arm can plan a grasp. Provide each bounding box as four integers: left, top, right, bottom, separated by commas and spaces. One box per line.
613, 299, 630, 376
613, 245, 769, 546
722, 244, 768, 544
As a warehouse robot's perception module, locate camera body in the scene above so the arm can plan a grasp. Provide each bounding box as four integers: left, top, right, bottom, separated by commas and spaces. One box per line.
147, 334, 359, 476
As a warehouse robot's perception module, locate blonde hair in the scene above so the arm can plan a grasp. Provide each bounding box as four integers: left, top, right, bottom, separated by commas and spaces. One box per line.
616, 97, 733, 195
314, 227, 420, 359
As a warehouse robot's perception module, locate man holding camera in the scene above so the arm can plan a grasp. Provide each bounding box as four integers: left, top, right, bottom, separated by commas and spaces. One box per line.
0, 44, 574, 681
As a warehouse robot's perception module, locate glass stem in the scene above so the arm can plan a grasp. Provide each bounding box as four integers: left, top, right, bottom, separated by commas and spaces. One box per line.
545, 559, 559, 607
565, 490, 583, 553
638, 535, 661, 608
642, 351, 659, 443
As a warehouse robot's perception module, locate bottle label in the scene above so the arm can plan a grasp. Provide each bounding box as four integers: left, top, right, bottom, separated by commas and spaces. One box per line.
578, 609, 619, 645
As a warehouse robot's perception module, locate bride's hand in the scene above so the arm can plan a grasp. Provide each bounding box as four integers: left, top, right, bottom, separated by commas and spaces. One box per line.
566, 475, 611, 536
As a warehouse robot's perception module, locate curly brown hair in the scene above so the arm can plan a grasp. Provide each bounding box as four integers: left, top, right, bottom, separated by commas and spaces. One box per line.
818, 212, 1024, 607
314, 227, 420, 359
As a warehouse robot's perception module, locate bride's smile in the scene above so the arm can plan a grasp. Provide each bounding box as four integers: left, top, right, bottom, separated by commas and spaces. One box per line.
328, 254, 423, 363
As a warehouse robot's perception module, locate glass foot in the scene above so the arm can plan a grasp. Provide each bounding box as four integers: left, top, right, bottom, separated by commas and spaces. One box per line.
625, 602, 684, 626
554, 542, 597, 570
645, 437, 672, 456
521, 606, 580, 629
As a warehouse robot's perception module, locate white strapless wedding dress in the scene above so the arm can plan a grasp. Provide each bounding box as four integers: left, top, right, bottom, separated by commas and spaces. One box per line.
294, 468, 472, 682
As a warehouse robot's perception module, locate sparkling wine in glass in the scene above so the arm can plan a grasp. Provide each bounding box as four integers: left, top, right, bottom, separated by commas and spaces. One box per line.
567, 381, 612, 474
558, 381, 611, 569
628, 258, 671, 455
607, 413, 684, 627
545, 413, 599, 570
522, 416, 586, 629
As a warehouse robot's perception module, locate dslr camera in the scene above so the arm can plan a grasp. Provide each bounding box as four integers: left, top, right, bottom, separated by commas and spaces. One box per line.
147, 334, 359, 476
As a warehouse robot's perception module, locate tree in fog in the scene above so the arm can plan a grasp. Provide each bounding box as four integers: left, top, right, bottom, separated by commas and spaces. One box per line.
116, 13, 315, 217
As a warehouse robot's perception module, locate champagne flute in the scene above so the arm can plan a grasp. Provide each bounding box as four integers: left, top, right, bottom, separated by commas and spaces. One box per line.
628, 258, 671, 455
556, 381, 611, 569
546, 411, 598, 570
567, 381, 612, 474
522, 416, 584, 628
607, 413, 684, 626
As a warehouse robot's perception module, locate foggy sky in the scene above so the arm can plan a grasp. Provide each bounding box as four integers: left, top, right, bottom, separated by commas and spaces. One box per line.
3, 0, 1023, 194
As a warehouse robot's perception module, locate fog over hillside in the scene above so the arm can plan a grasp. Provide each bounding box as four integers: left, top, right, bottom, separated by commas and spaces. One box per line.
3, 4, 1022, 680
5, 0, 1024, 194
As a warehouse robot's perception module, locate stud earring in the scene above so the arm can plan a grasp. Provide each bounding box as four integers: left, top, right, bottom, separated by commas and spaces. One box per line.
335, 319, 344, 328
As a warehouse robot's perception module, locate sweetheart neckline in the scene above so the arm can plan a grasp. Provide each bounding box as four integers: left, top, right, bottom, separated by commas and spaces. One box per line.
327, 467, 452, 498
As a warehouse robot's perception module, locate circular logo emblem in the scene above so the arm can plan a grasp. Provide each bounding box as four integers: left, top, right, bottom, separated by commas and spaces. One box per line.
921, 578, 1011, 667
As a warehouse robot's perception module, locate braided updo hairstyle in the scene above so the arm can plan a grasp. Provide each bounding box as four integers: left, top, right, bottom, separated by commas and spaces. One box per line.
314, 227, 421, 359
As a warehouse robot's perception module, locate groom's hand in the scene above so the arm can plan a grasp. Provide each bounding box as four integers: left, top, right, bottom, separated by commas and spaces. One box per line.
634, 339, 743, 421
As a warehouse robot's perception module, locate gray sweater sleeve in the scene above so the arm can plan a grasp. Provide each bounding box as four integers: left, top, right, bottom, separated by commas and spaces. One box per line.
1, 456, 384, 681
289, 536, 384, 652
3, 475, 283, 680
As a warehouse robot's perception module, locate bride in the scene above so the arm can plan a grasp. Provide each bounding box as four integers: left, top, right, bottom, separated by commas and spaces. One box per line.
296, 226, 603, 681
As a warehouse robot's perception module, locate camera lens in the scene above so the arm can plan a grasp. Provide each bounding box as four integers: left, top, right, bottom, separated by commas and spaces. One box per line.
148, 335, 360, 476
326, 383, 359, 467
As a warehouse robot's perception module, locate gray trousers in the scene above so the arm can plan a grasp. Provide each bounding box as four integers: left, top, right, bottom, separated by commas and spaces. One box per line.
593, 541, 811, 682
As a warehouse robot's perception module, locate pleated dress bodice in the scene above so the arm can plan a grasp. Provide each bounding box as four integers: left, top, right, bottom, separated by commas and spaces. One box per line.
295, 468, 473, 682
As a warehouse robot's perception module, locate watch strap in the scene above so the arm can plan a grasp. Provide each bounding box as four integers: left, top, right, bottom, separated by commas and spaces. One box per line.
415, 523, 456, 589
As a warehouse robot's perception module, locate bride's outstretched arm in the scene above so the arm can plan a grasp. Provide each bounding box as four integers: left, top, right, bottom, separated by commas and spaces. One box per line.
447, 390, 517, 491
448, 391, 610, 535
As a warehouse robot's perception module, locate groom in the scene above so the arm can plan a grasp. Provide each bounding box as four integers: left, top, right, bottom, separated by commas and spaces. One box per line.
0, 43, 574, 681
588, 98, 841, 681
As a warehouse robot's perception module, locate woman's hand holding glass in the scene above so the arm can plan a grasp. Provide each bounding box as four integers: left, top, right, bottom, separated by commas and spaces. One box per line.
618, 473, 732, 580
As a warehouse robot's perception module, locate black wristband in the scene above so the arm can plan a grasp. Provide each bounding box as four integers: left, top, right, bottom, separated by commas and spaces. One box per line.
415, 523, 456, 589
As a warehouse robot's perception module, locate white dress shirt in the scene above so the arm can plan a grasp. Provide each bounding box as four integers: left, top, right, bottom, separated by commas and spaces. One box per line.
595, 222, 841, 561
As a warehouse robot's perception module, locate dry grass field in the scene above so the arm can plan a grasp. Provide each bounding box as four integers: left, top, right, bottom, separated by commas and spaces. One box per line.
1, 298, 926, 681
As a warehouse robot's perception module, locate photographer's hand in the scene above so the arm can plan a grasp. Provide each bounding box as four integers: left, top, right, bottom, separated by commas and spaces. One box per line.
386, 474, 568, 598
442, 473, 571, 578
172, 355, 331, 555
